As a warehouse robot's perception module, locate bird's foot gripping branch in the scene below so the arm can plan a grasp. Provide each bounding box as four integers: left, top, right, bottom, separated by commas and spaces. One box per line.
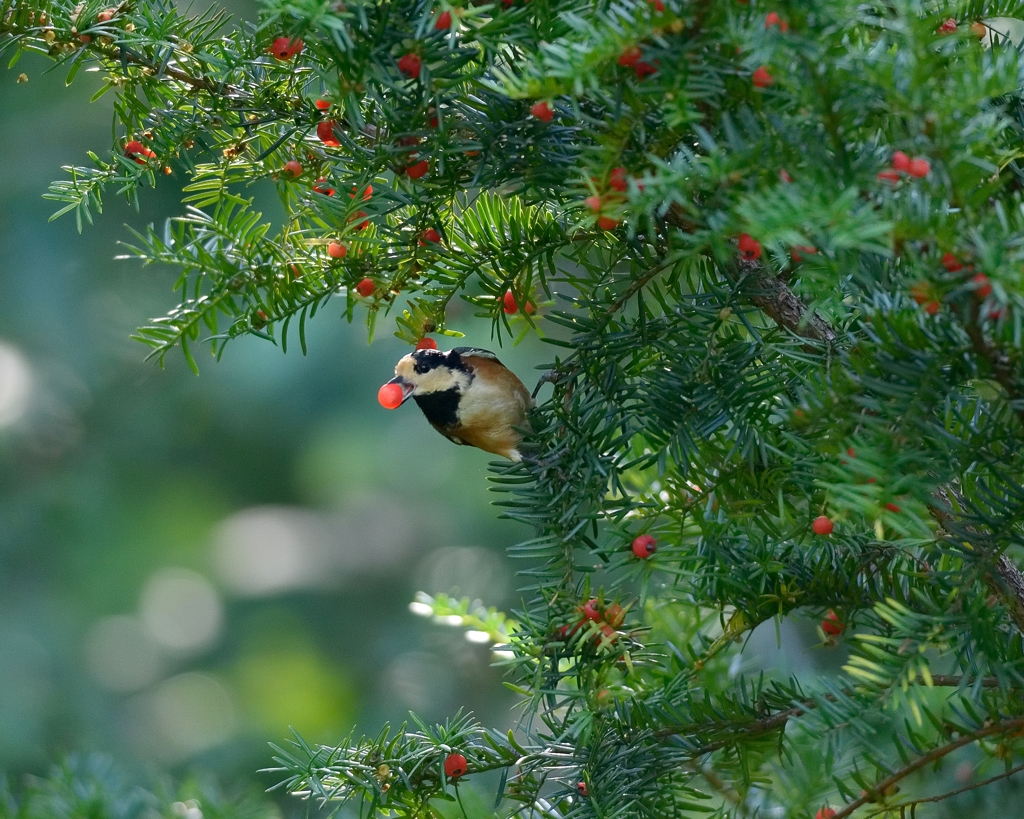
8, 0, 1024, 813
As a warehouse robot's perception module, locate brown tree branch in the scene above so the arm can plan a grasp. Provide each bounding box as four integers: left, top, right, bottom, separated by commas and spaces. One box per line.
888, 758, 1024, 810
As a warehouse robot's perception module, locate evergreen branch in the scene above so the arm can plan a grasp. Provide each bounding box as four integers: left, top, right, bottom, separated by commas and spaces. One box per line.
831, 713, 1024, 819
888, 758, 1024, 810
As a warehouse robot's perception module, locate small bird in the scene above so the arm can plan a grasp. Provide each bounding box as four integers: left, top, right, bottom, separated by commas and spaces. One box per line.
378, 347, 534, 460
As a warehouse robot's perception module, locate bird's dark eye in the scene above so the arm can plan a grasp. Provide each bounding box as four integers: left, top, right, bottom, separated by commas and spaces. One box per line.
414, 360, 431, 374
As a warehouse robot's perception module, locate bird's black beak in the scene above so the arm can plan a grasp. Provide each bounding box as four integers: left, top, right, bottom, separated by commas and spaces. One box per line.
386, 376, 416, 405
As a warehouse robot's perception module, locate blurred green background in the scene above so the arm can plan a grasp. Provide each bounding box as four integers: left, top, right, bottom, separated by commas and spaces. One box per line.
0, 1, 540, 799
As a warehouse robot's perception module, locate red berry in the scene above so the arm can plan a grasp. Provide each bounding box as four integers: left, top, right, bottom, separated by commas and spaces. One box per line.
973, 273, 992, 298
349, 210, 370, 230
531, 101, 554, 122
97, 9, 115, 22
355, 277, 375, 297
503, 290, 520, 314
444, 753, 467, 778
885, 501, 902, 513
909, 282, 931, 304
634, 61, 657, 78
584, 195, 603, 213
609, 167, 628, 192
421, 228, 442, 244
316, 120, 341, 147
283, 160, 303, 178
618, 46, 642, 67
877, 170, 901, 183
124, 140, 155, 164
821, 611, 845, 636
847, 447, 856, 457
269, 36, 303, 60
790, 245, 817, 263
812, 515, 834, 536
398, 52, 422, 78
313, 178, 335, 196
350, 184, 373, 200
908, 157, 930, 178
632, 534, 656, 558
752, 66, 773, 88
937, 18, 957, 34
941, 252, 963, 272
779, 168, 792, 183
581, 599, 601, 621
597, 216, 620, 230
646, 0, 664, 11
416, 337, 437, 350
764, 12, 787, 30
327, 241, 347, 259
816, 808, 836, 819
314, 99, 331, 110
576, 781, 588, 797
737, 233, 762, 261
604, 603, 625, 628
892, 151, 911, 172
378, 382, 406, 409
435, 10, 452, 29
406, 159, 430, 179
924, 300, 940, 315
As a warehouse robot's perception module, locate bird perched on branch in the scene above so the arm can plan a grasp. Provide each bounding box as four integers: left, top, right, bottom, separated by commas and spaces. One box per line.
378, 347, 533, 460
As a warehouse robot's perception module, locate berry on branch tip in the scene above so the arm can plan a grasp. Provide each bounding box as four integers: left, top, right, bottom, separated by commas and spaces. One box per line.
327, 241, 347, 259
503, 290, 520, 314
355, 277, 375, 297
737, 233, 762, 260
941, 252, 963, 272
821, 611, 844, 636
398, 52, 422, 78
891, 151, 910, 172
435, 10, 452, 29
618, 46, 642, 67
812, 515, 834, 536
283, 160, 303, 178
269, 36, 303, 60
576, 782, 589, 797
406, 159, 430, 179
582, 598, 601, 621
416, 337, 437, 350
531, 101, 554, 122
444, 753, 467, 778
632, 534, 656, 558
908, 157, 930, 178
316, 120, 341, 146
752, 66, 773, 87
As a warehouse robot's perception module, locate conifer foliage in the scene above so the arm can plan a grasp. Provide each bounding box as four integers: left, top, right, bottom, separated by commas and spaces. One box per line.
7, 0, 1024, 814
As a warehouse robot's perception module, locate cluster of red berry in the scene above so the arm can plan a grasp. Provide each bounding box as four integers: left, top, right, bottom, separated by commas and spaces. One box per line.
877, 150, 930, 183
910, 251, 995, 317
583, 166, 636, 231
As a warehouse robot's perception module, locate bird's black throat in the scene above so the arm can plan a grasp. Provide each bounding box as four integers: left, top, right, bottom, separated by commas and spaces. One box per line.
413, 387, 461, 430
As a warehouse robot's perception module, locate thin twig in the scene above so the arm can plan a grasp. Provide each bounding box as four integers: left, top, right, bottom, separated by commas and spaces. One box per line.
889, 758, 1024, 809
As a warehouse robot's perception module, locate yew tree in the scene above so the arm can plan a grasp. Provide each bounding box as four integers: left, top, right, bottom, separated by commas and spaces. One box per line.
5, 0, 1024, 815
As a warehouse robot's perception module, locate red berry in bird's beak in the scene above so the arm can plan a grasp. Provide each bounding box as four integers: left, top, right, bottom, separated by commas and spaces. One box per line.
378, 381, 409, 409
632, 534, 656, 558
